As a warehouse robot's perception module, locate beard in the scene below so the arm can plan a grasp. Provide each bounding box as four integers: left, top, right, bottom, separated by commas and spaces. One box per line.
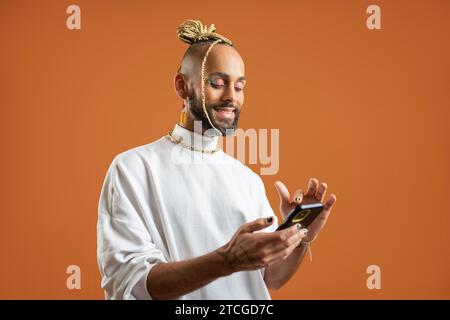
187, 89, 241, 136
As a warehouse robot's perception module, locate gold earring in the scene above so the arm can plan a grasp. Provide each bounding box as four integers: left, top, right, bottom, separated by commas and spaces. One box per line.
180, 109, 187, 125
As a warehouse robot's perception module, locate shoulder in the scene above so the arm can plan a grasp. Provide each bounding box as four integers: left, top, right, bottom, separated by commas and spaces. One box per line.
112, 137, 167, 168
102, 137, 171, 183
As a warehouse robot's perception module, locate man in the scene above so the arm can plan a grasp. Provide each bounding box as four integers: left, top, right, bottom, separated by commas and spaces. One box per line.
97, 19, 337, 300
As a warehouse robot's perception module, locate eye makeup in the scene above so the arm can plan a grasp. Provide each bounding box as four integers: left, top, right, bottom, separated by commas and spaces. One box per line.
208, 78, 245, 91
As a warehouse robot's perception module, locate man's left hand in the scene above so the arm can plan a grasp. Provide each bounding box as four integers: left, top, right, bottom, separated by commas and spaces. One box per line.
274, 178, 337, 242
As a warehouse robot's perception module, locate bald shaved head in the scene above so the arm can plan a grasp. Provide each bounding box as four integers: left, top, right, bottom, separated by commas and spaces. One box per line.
179, 41, 241, 80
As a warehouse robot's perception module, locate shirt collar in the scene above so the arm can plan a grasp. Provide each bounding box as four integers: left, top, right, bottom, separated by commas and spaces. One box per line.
171, 124, 220, 150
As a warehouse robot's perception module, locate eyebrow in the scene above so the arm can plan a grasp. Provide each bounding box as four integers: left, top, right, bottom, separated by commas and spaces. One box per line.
208, 72, 246, 81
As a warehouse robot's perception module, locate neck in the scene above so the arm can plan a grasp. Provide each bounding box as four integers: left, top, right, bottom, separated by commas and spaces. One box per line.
179, 120, 222, 137
178, 120, 202, 134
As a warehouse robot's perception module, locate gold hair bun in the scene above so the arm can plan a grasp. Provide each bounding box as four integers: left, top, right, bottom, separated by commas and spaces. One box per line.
177, 19, 232, 46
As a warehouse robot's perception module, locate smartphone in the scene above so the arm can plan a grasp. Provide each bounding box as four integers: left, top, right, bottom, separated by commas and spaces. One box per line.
276, 202, 324, 231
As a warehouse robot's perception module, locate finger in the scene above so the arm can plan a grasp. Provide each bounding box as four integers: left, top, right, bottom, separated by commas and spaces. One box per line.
305, 178, 319, 197
258, 222, 300, 245
323, 194, 337, 211
274, 181, 290, 205
268, 223, 304, 248
284, 227, 308, 249
291, 189, 303, 205
315, 182, 327, 202
280, 223, 303, 239
265, 228, 308, 263
284, 229, 308, 258
241, 217, 274, 233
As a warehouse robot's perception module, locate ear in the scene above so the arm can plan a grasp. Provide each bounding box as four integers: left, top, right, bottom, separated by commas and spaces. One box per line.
174, 73, 188, 99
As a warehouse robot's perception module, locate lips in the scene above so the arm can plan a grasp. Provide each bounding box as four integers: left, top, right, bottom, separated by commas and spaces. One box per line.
213, 107, 236, 120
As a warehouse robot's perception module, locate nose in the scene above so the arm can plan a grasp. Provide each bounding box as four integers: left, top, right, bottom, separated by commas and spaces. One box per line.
221, 84, 237, 104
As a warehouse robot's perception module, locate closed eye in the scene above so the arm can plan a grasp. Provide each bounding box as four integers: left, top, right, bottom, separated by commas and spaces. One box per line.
235, 81, 245, 91
208, 78, 245, 92
209, 79, 225, 88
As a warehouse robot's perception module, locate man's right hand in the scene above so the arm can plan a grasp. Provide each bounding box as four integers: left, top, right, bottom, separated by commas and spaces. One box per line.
215, 217, 308, 274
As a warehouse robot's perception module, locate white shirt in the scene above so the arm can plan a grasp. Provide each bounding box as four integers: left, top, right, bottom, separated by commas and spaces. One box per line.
97, 124, 279, 300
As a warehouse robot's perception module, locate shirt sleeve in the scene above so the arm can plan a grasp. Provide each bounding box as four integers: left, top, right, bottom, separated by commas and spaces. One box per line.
97, 157, 168, 300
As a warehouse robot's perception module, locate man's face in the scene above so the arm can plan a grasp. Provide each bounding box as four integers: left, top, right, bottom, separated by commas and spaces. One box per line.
186, 44, 246, 136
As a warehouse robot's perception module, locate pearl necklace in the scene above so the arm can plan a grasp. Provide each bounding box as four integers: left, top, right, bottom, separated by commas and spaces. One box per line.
165, 131, 220, 154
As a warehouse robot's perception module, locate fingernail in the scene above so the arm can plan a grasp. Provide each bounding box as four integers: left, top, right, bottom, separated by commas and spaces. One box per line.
302, 228, 308, 236
296, 224, 302, 230
266, 217, 273, 223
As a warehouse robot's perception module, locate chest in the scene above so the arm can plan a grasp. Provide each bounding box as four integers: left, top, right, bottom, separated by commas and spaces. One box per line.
153, 161, 261, 247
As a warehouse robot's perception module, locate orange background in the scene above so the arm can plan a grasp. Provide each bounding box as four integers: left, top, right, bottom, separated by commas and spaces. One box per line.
1, 0, 449, 299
